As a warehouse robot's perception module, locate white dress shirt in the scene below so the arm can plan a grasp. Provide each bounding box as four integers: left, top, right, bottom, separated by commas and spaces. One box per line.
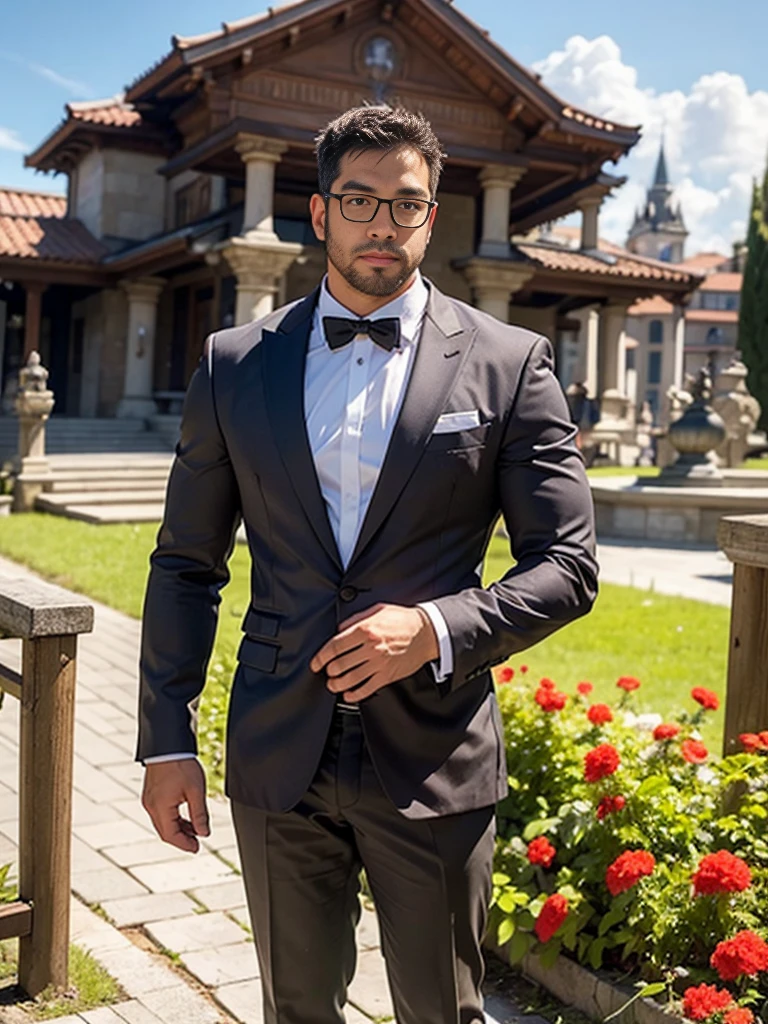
145, 271, 452, 764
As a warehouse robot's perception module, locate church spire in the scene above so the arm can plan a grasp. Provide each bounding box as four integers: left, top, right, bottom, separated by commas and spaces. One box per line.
653, 140, 669, 188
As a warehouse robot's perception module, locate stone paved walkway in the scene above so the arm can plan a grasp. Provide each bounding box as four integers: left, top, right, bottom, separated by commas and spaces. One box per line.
0, 554, 541, 1024
596, 539, 733, 607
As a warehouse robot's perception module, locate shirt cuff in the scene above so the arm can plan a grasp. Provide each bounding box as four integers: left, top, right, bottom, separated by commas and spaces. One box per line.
143, 753, 197, 765
417, 601, 454, 683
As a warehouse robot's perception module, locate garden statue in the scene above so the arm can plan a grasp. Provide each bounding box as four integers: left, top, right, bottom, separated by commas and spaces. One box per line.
13, 350, 55, 512
712, 357, 761, 468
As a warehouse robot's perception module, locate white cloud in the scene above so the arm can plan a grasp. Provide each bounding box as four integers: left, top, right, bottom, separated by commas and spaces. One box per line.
533, 36, 768, 255
0, 126, 28, 153
0, 51, 93, 98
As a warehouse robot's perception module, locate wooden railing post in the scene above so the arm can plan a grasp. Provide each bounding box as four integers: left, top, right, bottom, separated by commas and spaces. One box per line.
717, 514, 768, 756
0, 576, 93, 997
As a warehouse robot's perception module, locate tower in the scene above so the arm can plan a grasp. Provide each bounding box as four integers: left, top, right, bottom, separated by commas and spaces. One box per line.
626, 142, 687, 263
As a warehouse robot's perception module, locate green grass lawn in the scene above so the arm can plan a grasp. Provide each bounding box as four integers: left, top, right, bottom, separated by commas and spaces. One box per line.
0, 514, 730, 779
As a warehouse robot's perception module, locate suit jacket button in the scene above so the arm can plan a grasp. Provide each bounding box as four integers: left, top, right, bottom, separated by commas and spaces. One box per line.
339, 585, 358, 603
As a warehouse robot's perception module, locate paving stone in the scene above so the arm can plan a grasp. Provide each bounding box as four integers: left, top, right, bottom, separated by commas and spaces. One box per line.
79, 1006, 129, 1023
129, 854, 236, 893
102, 838, 190, 869
91, 945, 178, 999
215, 845, 241, 872
101, 891, 198, 929
146, 911, 245, 953
74, 723, 131, 768
112, 797, 154, 828
71, 835, 120, 875
227, 905, 251, 931
75, 818, 154, 850
356, 907, 381, 951
181, 941, 259, 986
139, 985, 221, 1024
103, 762, 144, 788
348, 949, 394, 1021
345, 1007, 374, 1023
213, 980, 264, 1024
199, 818, 237, 853
189, 879, 247, 912
70, 898, 132, 953
73, 791, 128, 827
72, 865, 149, 904
111, 1000, 164, 1024
0, 786, 17, 822
1, 819, 18, 844
73, 757, 136, 803
108, 732, 141, 756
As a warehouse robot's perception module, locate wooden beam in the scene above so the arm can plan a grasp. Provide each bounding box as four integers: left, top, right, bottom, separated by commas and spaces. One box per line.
0, 662, 22, 701
0, 902, 32, 941
23, 283, 45, 360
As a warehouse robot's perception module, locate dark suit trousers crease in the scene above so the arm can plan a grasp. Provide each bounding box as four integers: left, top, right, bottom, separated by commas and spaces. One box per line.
231, 710, 496, 1024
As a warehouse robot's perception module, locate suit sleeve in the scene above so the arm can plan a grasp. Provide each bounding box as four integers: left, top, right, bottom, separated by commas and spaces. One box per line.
135, 335, 241, 762
430, 336, 599, 690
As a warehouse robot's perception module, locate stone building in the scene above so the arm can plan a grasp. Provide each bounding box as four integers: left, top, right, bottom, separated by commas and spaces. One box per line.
0, 0, 700, 436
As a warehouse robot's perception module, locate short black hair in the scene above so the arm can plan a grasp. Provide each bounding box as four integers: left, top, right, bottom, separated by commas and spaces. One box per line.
315, 106, 444, 200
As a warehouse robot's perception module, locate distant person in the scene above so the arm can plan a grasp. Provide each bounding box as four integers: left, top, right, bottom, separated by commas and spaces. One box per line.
136, 106, 598, 1024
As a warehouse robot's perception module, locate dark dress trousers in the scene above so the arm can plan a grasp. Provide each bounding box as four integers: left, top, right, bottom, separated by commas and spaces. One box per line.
136, 282, 598, 1024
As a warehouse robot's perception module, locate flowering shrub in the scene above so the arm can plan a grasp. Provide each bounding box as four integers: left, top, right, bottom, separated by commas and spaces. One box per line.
491, 668, 768, 1021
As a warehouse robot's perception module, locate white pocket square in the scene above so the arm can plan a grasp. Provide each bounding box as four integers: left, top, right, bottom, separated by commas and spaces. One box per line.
432, 410, 481, 434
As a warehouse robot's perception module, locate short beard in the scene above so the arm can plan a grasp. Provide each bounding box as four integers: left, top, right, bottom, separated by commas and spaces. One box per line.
324, 224, 426, 298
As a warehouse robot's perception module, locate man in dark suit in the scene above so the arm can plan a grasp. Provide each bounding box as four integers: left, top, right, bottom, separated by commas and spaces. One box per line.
137, 105, 598, 1024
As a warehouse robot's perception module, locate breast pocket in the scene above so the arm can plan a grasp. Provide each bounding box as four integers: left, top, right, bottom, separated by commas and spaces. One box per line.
425, 420, 492, 454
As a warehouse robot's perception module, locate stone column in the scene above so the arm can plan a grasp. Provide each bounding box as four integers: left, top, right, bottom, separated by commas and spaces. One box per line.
578, 197, 602, 251
573, 306, 600, 395
236, 133, 288, 240
595, 302, 631, 426
478, 164, 527, 258
13, 351, 54, 512
117, 277, 164, 418
457, 257, 533, 323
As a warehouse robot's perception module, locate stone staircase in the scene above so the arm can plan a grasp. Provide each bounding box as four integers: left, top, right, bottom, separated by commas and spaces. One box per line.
0, 415, 176, 461
34, 454, 174, 523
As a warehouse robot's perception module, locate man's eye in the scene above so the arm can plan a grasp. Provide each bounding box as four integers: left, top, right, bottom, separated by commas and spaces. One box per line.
347, 196, 370, 206
396, 201, 424, 211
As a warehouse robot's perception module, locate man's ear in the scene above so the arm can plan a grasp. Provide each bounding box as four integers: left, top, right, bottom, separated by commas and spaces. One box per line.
309, 193, 326, 242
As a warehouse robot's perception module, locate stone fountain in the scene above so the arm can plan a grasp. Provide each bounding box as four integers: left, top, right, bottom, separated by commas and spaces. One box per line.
591, 366, 768, 544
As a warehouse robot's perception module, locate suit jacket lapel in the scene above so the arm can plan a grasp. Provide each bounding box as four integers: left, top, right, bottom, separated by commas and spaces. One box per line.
262, 289, 343, 573
348, 285, 475, 569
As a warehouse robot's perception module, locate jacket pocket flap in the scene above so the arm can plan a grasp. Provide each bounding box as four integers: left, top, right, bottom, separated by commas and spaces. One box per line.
237, 636, 279, 673
242, 607, 281, 639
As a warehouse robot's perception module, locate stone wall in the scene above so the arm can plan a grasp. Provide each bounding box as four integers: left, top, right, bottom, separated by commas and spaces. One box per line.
97, 289, 128, 416
73, 149, 105, 238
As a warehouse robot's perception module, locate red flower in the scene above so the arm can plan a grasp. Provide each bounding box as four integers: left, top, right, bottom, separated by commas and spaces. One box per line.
539, 677, 556, 690
605, 850, 655, 896
682, 984, 734, 1021
534, 893, 568, 943
577, 681, 594, 696
740, 733, 768, 753
693, 851, 752, 896
597, 794, 627, 820
498, 667, 515, 684
711, 931, 768, 981
584, 743, 620, 783
692, 687, 720, 711
612, 794, 626, 811
617, 676, 641, 692
654, 723, 681, 741
535, 685, 567, 713
520, 665, 529, 674
527, 836, 556, 868
724, 1009, 755, 1024
682, 739, 709, 764
587, 703, 613, 726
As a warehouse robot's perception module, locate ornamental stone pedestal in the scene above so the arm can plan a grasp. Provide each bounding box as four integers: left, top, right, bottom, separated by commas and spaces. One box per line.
456, 256, 533, 323
117, 277, 165, 418
13, 351, 55, 512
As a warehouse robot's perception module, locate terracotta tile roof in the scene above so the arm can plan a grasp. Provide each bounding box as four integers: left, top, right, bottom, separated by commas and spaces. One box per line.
685, 309, 739, 324
627, 296, 675, 316
699, 272, 742, 292
67, 96, 142, 128
0, 186, 106, 264
680, 251, 729, 272
515, 241, 694, 284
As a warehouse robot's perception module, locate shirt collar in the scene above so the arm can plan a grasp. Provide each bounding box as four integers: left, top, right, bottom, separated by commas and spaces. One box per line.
311, 270, 429, 351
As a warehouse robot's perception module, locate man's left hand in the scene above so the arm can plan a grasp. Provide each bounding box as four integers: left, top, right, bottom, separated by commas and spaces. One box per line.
310, 603, 439, 703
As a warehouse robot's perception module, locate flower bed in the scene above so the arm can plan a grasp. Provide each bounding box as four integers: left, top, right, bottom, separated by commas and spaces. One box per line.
491, 666, 768, 1024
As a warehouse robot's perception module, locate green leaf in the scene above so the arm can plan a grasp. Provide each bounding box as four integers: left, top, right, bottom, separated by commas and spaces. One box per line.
497, 917, 515, 946
598, 904, 626, 937
508, 931, 534, 965
588, 937, 607, 970
637, 983, 666, 999
492, 872, 511, 886
522, 818, 561, 841
538, 939, 561, 969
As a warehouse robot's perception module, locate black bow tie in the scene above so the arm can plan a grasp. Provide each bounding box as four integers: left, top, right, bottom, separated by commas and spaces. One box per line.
322, 316, 401, 353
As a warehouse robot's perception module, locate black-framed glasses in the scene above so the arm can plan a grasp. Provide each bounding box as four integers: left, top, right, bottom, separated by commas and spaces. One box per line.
323, 192, 437, 229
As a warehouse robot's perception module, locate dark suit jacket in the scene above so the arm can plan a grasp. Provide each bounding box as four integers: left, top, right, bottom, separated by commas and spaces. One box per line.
136, 282, 598, 818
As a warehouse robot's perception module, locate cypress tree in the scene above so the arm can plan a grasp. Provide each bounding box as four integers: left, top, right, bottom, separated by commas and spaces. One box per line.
739, 163, 768, 428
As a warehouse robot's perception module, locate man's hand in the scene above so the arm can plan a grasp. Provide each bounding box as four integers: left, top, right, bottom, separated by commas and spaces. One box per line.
142, 758, 210, 853
310, 603, 439, 703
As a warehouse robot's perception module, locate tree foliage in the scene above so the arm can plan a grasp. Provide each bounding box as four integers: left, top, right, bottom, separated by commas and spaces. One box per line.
739, 161, 768, 429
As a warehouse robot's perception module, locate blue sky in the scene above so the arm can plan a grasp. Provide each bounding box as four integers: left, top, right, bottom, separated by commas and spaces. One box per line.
1, 0, 766, 251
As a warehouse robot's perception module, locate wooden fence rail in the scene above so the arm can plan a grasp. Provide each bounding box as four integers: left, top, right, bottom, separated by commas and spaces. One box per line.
0, 575, 93, 997
718, 514, 768, 756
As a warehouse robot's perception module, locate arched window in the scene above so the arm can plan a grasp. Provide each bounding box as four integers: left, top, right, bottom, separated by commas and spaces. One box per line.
649, 320, 663, 345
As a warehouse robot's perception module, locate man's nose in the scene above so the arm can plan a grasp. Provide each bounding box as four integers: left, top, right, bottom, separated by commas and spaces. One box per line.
366, 206, 397, 241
